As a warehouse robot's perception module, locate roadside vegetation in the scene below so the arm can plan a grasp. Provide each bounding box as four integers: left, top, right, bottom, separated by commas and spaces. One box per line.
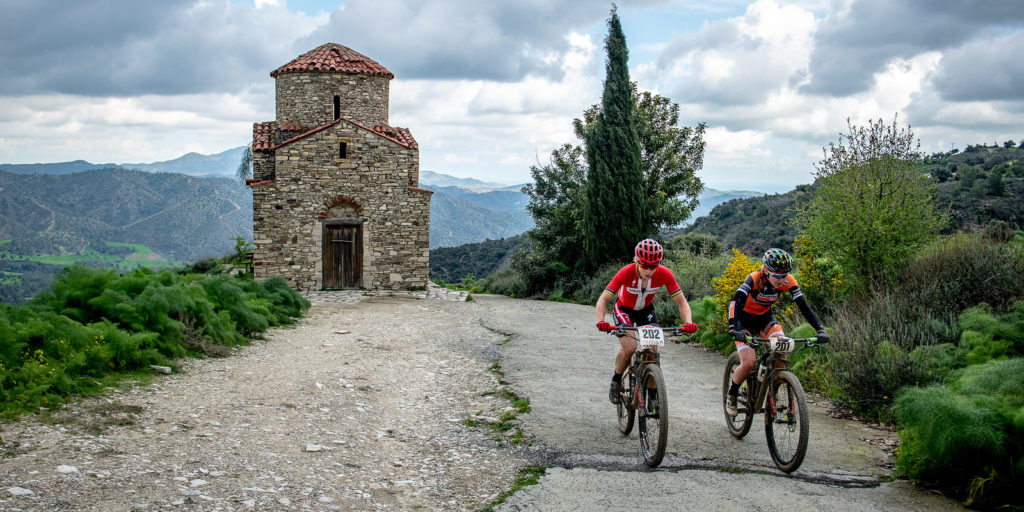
429, 51, 1024, 509
0, 260, 308, 421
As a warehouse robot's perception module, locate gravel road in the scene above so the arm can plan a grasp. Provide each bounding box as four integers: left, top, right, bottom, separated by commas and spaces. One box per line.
0, 288, 969, 512
472, 294, 967, 512
0, 287, 529, 511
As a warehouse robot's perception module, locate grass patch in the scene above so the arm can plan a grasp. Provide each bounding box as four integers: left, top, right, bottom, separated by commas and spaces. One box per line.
0, 242, 184, 271
0, 271, 21, 285
480, 466, 547, 512
466, 359, 531, 445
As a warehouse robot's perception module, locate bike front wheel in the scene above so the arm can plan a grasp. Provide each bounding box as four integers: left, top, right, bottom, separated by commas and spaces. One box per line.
617, 369, 635, 435
723, 351, 753, 439
637, 364, 668, 468
764, 370, 810, 473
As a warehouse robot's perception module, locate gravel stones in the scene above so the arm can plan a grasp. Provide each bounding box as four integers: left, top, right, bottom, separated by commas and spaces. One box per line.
0, 285, 524, 511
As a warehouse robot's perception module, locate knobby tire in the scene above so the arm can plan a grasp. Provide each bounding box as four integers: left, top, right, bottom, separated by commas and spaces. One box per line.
637, 364, 668, 468
765, 370, 810, 473
617, 368, 635, 435
723, 351, 753, 438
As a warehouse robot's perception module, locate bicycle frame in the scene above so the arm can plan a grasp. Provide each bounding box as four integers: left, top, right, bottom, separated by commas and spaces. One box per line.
741, 336, 822, 415
614, 326, 674, 408
610, 325, 686, 467
724, 334, 828, 473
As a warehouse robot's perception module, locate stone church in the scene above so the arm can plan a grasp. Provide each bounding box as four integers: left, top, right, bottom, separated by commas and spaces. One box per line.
247, 43, 431, 292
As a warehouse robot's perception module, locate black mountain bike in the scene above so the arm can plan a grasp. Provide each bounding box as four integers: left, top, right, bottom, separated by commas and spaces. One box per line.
722, 335, 826, 473
610, 325, 685, 468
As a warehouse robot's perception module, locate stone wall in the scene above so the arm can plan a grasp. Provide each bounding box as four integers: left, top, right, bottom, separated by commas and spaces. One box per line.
251, 121, 430, 292
275, 72, 390, 128
253, 151, 274, 181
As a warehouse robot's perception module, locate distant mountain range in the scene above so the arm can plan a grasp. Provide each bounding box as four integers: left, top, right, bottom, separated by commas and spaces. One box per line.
0, 147, 249, 178
0, 168, 251, 261
0, 148, 765, 302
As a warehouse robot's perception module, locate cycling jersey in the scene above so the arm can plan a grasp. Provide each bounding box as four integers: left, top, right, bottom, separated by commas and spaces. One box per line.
603, 264, 683, 311
727, 271, 822, 333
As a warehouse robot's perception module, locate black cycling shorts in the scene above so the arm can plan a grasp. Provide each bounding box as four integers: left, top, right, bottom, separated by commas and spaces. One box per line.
612, 302, 659, 327
736, 310, 778, 336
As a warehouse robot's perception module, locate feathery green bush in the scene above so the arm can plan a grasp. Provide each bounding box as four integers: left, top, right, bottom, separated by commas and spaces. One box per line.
895, 358, 1024, 509
0, 265, 309, 418
818, 234, 1024, 419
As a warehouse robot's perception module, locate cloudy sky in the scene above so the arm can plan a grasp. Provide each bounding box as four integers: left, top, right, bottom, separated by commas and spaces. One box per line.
1, 0, 1022, 192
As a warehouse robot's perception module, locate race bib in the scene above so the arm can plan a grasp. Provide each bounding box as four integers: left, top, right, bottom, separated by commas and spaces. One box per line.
769, 337, 795, 353
637, 326, 664, 347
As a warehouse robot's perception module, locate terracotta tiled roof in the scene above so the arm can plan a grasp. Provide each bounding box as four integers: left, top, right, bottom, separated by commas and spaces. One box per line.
277, 120, 308, 131
253, 121, 320, 152
253, 122, 275, 152
270, 43, 394, 79
253, 119, 417, 153
372, 125, 418, 149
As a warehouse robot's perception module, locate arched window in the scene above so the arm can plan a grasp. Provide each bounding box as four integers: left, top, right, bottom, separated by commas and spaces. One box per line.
333, 95, 341, 120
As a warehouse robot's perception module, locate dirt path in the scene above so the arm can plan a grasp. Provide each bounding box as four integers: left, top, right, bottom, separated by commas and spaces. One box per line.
0, 290, 969, 512
473, 294, 967, 512
0, 288, 529, 511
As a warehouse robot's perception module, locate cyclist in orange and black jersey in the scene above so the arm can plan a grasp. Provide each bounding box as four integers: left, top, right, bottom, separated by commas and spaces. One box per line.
725, 248, 829, 416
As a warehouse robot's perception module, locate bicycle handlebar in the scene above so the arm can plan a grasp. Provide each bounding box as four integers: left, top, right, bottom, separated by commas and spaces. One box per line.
608, 326, 688, 337
741, 335, 828, 348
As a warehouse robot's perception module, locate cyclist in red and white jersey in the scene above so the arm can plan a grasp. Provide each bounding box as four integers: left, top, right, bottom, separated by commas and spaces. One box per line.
595, 239, 699, 404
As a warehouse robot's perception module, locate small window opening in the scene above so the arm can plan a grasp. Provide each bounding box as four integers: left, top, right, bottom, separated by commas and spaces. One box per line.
339, 142, 347, 159
333, 95, 341, 120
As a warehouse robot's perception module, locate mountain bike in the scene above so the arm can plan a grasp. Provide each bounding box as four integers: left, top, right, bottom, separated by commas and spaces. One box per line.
609, 325, 685, 468
722, 334, 826, 473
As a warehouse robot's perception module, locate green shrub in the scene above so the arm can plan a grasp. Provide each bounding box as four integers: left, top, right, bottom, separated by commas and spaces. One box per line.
895, 359, 1024, 509
662, 250, 729, 303
483, 266, 525, 297
0, 265, 308, 418
571, 263, 622, 305
818, 235, 1024, 419
958, 301, 1024, 365
908, 343, 966, 384
900, 233, 1022, 315
665, 233, 722, 257
688, 297, 733, 352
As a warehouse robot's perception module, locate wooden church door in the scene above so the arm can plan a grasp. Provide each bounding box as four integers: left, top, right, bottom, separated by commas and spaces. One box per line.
323, 221, 362, 289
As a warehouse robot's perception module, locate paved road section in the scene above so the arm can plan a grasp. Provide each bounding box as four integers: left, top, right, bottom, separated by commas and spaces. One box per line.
474, 294, 966, 512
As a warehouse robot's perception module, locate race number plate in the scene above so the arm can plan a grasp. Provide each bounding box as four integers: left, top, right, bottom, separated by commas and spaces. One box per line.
637, 326, 664, 347
769, 337, 795, 353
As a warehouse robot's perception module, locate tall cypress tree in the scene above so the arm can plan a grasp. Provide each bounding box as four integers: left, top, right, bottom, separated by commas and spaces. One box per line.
583, 6, 646, 270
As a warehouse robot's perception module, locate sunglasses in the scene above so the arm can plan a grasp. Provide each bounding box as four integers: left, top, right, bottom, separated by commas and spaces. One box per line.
638, 262, 659, 270
769, 272, 788, 279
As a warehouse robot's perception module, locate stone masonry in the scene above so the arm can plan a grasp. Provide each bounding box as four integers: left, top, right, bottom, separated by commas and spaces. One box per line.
248, 43, 431, 292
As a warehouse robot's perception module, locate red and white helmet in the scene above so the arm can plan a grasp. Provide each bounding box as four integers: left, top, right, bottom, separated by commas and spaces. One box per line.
634, 238, 664, 266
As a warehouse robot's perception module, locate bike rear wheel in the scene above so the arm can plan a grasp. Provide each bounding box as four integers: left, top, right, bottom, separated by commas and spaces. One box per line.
617, 369, 635, 435
723, 351, 753, 438
637, 364, 668, 468
764, 370, 810, 473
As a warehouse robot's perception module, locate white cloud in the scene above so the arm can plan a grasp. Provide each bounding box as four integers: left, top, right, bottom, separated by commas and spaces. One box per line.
2, 0, 1024, 192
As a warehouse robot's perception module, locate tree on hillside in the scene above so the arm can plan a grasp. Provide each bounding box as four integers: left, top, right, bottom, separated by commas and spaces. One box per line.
796, 117, 947, 290
517, 143, 588, 286
577, 91, 706, 232
582, 6, 647, 269
518, 89, 706, 294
